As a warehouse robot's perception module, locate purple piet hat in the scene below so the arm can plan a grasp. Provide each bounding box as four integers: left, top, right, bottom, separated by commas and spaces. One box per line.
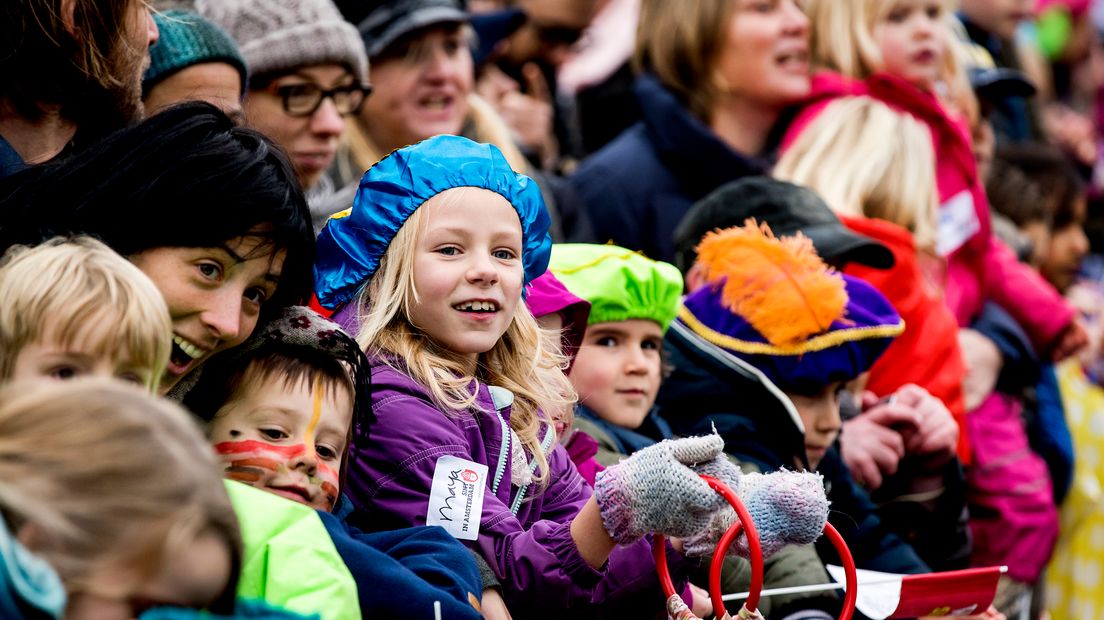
676, 222, 904, 394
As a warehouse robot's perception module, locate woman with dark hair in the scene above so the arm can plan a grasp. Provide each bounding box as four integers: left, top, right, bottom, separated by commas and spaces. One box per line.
0, 101, 315, 394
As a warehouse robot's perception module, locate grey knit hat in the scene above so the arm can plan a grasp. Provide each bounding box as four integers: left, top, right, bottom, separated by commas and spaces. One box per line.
195, 0, 369, 83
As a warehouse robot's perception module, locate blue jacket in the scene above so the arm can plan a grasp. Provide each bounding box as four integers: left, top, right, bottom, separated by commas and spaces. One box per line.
658, 320, 930, 575
569, 74, 769, 262
323, 498, 482, 619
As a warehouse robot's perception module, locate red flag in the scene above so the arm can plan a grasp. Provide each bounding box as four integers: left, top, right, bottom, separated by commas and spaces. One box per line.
892, 566, 1002, 617
825, 564, 1004, 619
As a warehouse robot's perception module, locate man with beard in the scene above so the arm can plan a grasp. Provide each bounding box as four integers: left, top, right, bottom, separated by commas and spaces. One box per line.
0, 0, 159, 179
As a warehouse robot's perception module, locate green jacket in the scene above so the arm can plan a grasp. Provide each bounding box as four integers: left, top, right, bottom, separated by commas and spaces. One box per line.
225, 482, 361, 620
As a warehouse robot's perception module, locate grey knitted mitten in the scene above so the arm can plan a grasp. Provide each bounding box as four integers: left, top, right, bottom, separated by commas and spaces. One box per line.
594, 434, 729, 545
683, 471, 829, 559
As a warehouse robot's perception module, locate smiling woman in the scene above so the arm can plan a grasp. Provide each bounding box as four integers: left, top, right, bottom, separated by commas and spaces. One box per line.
0, 102, 315, 394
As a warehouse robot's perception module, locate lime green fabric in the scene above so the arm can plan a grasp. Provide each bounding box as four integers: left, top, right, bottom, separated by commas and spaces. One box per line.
224, 481, 360, 620
1036, 8, 1073, 60
549, 244, 683, 332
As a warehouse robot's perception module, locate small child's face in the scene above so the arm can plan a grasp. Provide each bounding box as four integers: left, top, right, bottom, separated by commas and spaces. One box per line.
209, 373, 353, 511
409, 188, 525, 362
873, 0, 947, 92
569, 320, 663, 430
66, 530, 232, 620
785, 381, 844, 469
960, 0, 1033, 41
10, 323, 154, 389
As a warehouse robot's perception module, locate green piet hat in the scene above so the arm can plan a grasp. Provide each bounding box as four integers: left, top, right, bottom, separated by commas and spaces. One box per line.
549, 244, 683, 333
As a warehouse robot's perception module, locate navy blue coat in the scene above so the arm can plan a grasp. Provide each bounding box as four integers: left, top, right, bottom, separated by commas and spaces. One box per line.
569, 74, 769, 263
658, 321, 930, 575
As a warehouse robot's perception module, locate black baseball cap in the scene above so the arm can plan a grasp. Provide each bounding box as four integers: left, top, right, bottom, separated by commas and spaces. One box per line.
674, 177, 895, 273
337, 0, 469, 58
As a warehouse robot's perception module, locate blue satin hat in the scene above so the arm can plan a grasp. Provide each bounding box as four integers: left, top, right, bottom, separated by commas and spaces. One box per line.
313, 135, 552, 309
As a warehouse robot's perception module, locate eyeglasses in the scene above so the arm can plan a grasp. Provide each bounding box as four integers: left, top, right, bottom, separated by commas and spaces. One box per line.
264, 82, 373, 117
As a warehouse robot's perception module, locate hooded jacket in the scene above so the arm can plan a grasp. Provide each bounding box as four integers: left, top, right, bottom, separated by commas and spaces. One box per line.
344, 357, 693, 618
838, 214, 970, 462
658, 320, 930, 575
782, 72, 1073, 355
570, 73, 769, 263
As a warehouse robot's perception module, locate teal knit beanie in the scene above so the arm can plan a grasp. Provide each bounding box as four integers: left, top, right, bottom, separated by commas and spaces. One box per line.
143, 10, 248, 97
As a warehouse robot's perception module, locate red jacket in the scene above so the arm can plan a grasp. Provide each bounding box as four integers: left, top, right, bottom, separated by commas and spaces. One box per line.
782, 71, 1074, 355
840, 215, 970, 462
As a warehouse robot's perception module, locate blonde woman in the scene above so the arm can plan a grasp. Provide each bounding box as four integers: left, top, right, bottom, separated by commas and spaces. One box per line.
570, 0, 811, 263
0, 379, 240, 620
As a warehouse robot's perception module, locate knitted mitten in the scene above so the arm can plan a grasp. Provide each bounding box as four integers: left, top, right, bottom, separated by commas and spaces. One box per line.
683, 471, 828, 559
594, 434, 729, 545
690, 452, 743, 494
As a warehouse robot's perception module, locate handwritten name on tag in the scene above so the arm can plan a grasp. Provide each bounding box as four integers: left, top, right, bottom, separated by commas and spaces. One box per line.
426, 455, 488, 541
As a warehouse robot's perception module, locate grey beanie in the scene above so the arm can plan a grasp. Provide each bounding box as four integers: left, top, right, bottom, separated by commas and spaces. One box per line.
195, 0, 369, 83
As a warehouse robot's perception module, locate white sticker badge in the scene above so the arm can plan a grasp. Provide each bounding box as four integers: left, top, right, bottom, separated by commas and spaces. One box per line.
426, 455, 488, 541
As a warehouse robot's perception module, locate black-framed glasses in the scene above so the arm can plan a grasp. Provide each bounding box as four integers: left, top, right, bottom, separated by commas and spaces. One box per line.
264, 82, 373, 117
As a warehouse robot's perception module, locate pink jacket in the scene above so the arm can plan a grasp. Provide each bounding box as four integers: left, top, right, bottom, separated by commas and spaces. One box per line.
782, 72, 1074, 355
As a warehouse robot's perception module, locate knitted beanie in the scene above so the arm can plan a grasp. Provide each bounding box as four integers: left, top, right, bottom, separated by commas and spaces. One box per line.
549, 244, 684, 332
195, 0, 369, 83
144, 10, 249, 96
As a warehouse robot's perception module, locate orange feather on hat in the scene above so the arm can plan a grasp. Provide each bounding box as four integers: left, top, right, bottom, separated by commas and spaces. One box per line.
695, 220, 848, 347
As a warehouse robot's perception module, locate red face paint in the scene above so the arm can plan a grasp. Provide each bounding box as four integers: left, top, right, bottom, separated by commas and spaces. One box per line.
214, 439, 339, 510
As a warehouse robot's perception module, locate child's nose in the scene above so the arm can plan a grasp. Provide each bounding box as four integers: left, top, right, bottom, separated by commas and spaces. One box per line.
465, 253, 500, 284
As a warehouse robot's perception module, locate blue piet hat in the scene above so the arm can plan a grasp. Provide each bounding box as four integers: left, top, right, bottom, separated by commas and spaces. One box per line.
676, 222, 904, 393
313, 135, 552, 309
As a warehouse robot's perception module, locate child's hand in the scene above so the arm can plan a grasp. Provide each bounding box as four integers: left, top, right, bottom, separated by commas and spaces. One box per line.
891, 384, 958, 464
1052, 317, 1089, 362
593, 434, 729, 544
681, 471, 828, 559
841, 399, 917, 490
479, 588, 513, 620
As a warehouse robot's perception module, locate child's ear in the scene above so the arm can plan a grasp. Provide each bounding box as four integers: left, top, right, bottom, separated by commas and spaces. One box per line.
685, 263, 707, 293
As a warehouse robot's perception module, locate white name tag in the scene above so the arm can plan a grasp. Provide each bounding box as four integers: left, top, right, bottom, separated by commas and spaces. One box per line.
426, 455, 488, 541
937, 189, 980, 257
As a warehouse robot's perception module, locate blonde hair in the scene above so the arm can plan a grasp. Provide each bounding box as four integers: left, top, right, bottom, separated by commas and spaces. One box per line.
0, 378, 241, 609
635, 0, 737, 121
803, 0, 978, 125
774, 96, 939, 250
0, 236, 172, 390
355, 197, 575, 487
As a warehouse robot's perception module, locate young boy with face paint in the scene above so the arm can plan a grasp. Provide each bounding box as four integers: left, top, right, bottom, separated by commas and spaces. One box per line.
183, 306, 484, 620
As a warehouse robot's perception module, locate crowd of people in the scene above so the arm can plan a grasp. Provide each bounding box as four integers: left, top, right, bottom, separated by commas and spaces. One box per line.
1, 0, 1103, 619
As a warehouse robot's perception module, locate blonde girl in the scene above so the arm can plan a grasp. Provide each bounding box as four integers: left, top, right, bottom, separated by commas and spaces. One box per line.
312, 135, 771, 618
787, 0, 1079, 361
0, 378, 240, 620
776, 96, 938, 250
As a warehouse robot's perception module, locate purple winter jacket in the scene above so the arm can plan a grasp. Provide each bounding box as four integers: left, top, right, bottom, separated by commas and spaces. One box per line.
345, 357, 692, 617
